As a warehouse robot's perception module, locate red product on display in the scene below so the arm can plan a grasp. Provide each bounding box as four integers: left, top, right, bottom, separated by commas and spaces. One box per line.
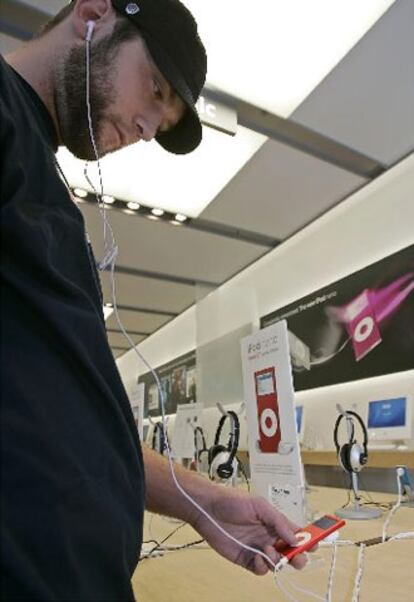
276, 515, 346, 562
343, 290, 382, 361
254, 367, 282, 453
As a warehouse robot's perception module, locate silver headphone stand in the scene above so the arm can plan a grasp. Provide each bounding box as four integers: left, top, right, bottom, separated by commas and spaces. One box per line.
335, 472, 382, 520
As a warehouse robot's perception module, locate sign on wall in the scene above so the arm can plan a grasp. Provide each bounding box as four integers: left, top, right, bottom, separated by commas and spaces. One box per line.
241, 321, 305, 525
138, 350, 197, 417
261, 246, 414, 391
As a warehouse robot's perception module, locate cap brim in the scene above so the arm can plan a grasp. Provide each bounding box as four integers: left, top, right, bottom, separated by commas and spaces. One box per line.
156, 105, 202, 154
142, 33, 203, 154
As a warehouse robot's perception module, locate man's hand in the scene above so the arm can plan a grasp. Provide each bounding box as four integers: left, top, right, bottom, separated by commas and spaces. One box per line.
191, 487, 309, 575
143, 446, 313, 575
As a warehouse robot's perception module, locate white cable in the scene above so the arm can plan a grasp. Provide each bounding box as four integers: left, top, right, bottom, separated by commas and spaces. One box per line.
351, 544, 365, 602
325, 543, 337, 602
388, 531, 414, 541
85, 36, 117, 270
273, 565, 326, 602
109, 248, 277, 568
82, 26, 301, 579
285, 580, 325, 601
382, 468, 403, 543
273, 571, 301, 602
319, 540, 355, 548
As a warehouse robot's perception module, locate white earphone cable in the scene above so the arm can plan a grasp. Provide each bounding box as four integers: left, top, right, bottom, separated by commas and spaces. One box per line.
85, 34, 118, 270
83, 30, 278, 573
382, 467, 403, 542
351, 543, 365, 602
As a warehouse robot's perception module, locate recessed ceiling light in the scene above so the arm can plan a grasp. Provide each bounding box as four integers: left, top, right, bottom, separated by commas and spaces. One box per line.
102, 195, 115, 204
103, 305, 114, 320
151, 208, 164, 216
127, 201, 140, 210
56, 125, 266, 219
175, 213, 188, 223
73, 187, 88, 198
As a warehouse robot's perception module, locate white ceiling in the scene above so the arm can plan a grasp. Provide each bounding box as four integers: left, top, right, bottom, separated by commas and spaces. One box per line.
201, 137, 367, 238
292, 0, 414, 165
1, 0, 413, 360
184, 0, 395, 117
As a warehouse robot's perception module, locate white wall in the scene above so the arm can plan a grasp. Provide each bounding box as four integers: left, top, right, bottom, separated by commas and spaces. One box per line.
117, 153, 414, 446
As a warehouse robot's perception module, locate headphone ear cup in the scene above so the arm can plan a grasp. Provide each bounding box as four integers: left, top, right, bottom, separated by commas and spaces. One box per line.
208, 444, 226, 468
350, 443, 366, 472
217, 455, 233, 480
339, 443, 353, 473
209, 445, 234, 480
215, 449, 233, 479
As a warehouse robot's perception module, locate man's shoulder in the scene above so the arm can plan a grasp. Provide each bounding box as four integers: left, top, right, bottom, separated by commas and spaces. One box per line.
0, 54, 23, 112
0, 54, 15, 88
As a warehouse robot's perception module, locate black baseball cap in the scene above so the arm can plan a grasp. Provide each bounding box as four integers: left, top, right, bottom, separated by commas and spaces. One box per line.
110, 0, 207, 154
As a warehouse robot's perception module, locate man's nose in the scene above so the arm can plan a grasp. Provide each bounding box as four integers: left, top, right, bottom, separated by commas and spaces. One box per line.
138, 114, 161, 142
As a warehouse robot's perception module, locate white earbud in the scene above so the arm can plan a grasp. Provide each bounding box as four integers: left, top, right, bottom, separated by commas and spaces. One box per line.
85, 20, 95, 42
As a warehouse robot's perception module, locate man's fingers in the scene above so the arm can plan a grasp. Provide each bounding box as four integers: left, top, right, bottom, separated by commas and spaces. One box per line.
256, 499, 298, 547
290, 552, 308, 570
252, 554, 270, 576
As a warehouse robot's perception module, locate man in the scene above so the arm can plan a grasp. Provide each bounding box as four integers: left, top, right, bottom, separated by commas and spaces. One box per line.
0, 1, 309, 599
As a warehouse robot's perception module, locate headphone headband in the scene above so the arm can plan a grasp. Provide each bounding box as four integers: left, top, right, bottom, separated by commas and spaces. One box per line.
333, 410, 368, 452
209, 410, 240, 479
193, 425, 208, 461
333, 410, 368, 473
214, 410, 240, 457
152, 421, 167, 454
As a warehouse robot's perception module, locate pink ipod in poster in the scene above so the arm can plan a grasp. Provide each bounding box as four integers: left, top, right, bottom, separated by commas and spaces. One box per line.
344, 290, 382, 361
254, 367, 282, 453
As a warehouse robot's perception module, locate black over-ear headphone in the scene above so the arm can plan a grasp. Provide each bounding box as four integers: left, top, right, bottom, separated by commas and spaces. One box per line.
333, 410, 368, 473
193, 426, 208, 462
208, 410, 240, 480
152, 421, 167, 455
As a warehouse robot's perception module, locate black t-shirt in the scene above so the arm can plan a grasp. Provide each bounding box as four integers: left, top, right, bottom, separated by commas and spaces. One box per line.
0, 55, 145, 601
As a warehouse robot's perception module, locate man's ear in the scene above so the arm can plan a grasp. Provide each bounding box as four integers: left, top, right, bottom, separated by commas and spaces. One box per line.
71, 0, 115, 41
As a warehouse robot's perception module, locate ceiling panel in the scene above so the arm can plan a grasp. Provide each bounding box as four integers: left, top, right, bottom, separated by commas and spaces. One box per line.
80, 203, 269, 284
100, 271, 196, 313
112, 348, 128, 359
201, 138, 366, 239
105, 308, 171, 333
292, 0, 414, 166
184, 0, 395, 117
107, 331, 146, 348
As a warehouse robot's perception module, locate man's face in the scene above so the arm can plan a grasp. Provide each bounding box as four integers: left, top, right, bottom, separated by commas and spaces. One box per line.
54, 25, 185, 160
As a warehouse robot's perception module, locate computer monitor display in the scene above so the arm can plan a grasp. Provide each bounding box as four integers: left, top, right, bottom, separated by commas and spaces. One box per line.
295, 405, 305, 444
367, 396, 412, 443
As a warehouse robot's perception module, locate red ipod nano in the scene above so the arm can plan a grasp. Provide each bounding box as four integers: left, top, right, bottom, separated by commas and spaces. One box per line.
276, 515, 346, 561
254, 367, 281, 453
344, 290, 382, 361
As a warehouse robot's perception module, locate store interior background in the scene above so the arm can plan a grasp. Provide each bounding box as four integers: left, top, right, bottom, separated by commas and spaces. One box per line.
1, 0, 413, 493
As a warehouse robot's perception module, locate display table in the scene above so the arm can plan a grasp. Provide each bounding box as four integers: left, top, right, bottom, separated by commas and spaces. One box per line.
132, 486, 414, 602
301, 449, 414, 469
